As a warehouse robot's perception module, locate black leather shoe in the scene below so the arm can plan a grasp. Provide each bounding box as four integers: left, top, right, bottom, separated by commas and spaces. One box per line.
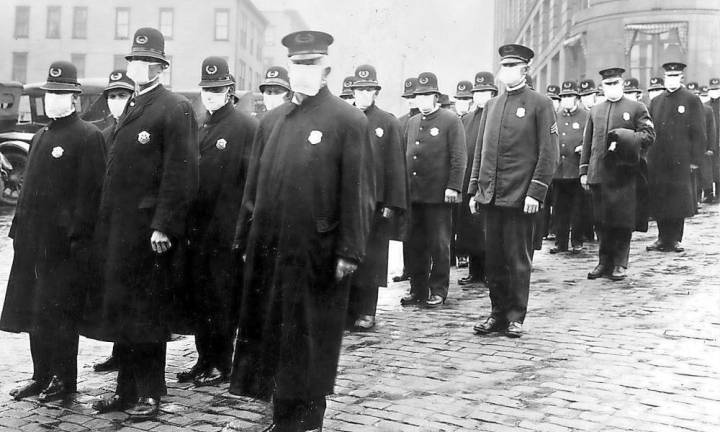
400, 293, 422, 305
93, 356, 119, 372
37, 376, 69, 402
473, 317, 507, 335
505, 321, 523, 338
549, 246, 567, 254
92, 394, 130, 413
425, 294, 445, 307
646, 240, 665, 251
669, 242, 685, 252
458, 275, 482, 285
193, 367, 227, 387
571, 245, 584, 254
177, 363, 206, 383
392, 272, 410, 283
608, 266, 627, 281
127, 397, 160, 421
352, 315, 376, 331
9, 380, 44, 400
587, 264, 607, 279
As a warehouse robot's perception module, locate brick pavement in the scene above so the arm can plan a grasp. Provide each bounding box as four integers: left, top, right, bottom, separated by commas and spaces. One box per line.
0, 204, 719, 431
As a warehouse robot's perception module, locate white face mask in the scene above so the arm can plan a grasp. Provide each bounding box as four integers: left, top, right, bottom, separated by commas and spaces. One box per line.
415, 94, 436, 114
580, 94, 595, 108
596, 95, 607, 104
407, 97, 417, 110
263, 92, 287, 111
709, 89, 720, 100
342, 97, 355, 105
624, 92, 639, 102
665, 75, 682, 91
454, 99, 471, 115
107, 96, 130, 119
552, 100, 560, 111
700, 95, 710, 104
648, 90, 663, 101
560, 96, 577, 111
44, 93, 75, 119
603, 83, 624, 102
127, 60, 160, 86
497, 64, 525, 87
472, 91, 492, 109
201, 89, 228, 113
353, 90, 376, 110
288, 63, 324, 97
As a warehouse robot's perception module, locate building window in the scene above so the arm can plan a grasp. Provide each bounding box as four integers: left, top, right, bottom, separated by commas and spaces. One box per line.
625, 22, 687, 88
115, 8, 130, 40
215, 9, 229, 41
15, 6, 30, 39
46, 6, 61, 39
265, 26, 275, 46
71, 53, 86, 78
257, 38, 263, 62
240, 13, 248, 47
159, 8, 173, 39
73, 7, 88, 39
250, 23, 255, 55
237, 60, 246, 89
12, 52, 28, 83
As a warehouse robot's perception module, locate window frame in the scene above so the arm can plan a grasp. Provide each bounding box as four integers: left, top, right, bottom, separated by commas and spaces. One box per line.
14, 6, 30, 39
215, 8, 230, 41
46, 5, 61, 39
72, 6, 88, 39
115, 7, 130, 40
159, 8, 174, 40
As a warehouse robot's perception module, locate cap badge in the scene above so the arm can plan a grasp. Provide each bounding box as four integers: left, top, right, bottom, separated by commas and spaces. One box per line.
308, 130, 322, 145
216, 138, 227, 150
405, 81, 412, 88
458, 84, 466, 91
516, 107, 526, 118
295, 32, 314, 44
623, 112, 630, 121
138, 131, 151, 144
358, 70, 370, 79
624, 81, 630, 88
110, 72, 122, 81
573, 122, 580, 129
375, 127, 384, 138
51, 146, 64, 159
344, 81, 352, 87
267, 70, 279, 78
135, 34, 148, 44
206, 65, 218, 75
477, 76, 485, 83
419, 77, 429, 85
49, 68, 62, 78
678, 105, 685, 114
564, 83, 571, 88
430, 127, 439, 136
581, 82, 588, 88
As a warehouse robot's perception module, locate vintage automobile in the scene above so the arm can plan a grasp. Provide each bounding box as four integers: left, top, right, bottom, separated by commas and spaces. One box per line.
0, 79, 263, 206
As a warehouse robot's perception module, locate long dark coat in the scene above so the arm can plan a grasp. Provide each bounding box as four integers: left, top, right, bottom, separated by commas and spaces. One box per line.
184, 102, 256, 333
648, 87, 705, 219
706, 98, 720, 182
580, 97, 655, 230
700, 104, 717, 189
456, 107, 486, 255
229, 86, 375, 401
83, 85, 198, 343
0, 113, 105, 334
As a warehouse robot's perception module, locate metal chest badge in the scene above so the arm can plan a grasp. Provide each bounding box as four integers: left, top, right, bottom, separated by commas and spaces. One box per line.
678, 105, 685, 114
308, 130, 323, 145
138, 131, 151, 144
216, 138, 227, 150
375, 128, 384, 138
516, 107, 526, 118
623, 112, 630, 121
430, 127, 439, 136
51, 146, 64, 158
572, 122, 580, 129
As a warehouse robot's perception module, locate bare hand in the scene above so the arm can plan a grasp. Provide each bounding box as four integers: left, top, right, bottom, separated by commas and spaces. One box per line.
151, 230, 172, 254
580, 174, 589, 191
574, 145, 583, 153
705, 150, 714, 156
381, 207, 394, 219
444, 189, 459, 204
608, 141, 617, 152
469, 196, 478, 214
523, 196, 540, 214
335, 258, 357, 282
690, 164, 699, 171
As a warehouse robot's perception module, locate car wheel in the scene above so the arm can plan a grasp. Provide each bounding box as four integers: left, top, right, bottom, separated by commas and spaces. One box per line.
1, 150, 27, 206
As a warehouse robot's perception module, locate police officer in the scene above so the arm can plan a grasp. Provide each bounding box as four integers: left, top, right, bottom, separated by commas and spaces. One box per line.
580, 67, 655, 280
623, 77, 643, 103
260, 66, 292, 112
347, 64, 407, 330
646, 62, 705, 252
546, 84, 561, 111
229, 31, 374, 432
400, 72, 466, 308
398, 77, 420, 133
339, 75, 356, 105
687, 81, 706, 210
1, 61, 105, 401
175, 57, 257, 387
87, 28, 198, 420
468, 44, 558, 338
454, 80, 473, 116
579, 79, 598, 109
550, 81, 588, 254
647, 77, 665, 102
706, 77, 720, 203
457, 72, 497, 285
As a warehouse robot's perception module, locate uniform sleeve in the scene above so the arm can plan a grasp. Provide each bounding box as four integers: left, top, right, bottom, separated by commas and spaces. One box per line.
632, 103, 656, 151
446, 115, 467, 193
579, 109, 594, 176
689, 95, 707, 166
151, 100, 199, 239
526, 98, 559, 203
706, 107, 717, 153
233, 118, 266, 250
468, 105, 489, 196
382, 115, 408, 210
69, 127, 106, 242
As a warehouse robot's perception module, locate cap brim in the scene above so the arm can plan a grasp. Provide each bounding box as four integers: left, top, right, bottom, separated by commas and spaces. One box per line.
289, 53, 325, 61
104, 83, 135, 92
126, 51, 169, 64
472, 85, 497, 92
350, 81, 381, 90
500, 57, 528, 65
198, 79, 234, 88
559, 91, 579, 96
579, 90, 598, 95
41, 82, 82, 93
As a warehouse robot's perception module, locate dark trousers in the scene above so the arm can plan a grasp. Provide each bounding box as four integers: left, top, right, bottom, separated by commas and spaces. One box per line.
468, 253, 485, 280
406, 203, 452, 300
552, 179, 585, 249
115, 342, 167, 400
349, 214, 391, 317
597, 227, 632, 268
29, 328, 79, 390
273, 395, 326, 431
195, 322, 234, 374
485, 206, 535, 324
657, 218, 685, 244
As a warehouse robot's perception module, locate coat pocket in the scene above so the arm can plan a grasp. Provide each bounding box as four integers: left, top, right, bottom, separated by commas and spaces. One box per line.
315, 217, 339, 233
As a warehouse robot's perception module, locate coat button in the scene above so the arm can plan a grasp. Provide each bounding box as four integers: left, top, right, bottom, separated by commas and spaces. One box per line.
413, 155, 418, 159
422, 116, 426, 120
562, 155, 566, 159
415, 141, 420, 145
412, 172, 417, 176
420, 127, 424, 131
562, 132, 566, 136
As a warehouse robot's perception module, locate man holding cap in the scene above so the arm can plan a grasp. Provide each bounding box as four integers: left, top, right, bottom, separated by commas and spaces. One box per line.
468, 44, 558, 338
87, 27, 198, 420
401, 72, 467, 308
580, 67, 655, 280
347, 64, 407, 330
1, 61, 105, 401
229, 31, 374, 432
646, 62, 705, 253
260, 66, 292, 113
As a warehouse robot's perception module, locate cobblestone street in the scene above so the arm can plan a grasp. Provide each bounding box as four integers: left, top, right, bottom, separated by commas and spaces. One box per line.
0, 204, 718, 432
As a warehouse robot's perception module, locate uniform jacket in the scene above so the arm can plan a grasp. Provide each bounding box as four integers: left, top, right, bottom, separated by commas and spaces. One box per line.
84, 84, 199, 343
405, 107, 467, 203
365, 103, 407, 211
648, 87, 706, 219
706, 98, 720, 180
701, 104, 717, 189
456, 107, 486, 255
469, 84, 559, 207
554, 107, 588, 179
1, 113, 105, 333
230, 86, 375, 400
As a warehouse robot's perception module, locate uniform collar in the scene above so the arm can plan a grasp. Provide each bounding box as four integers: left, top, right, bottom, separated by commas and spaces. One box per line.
48, 111, 79, 128
562, 106, 579, 116
419, 106, 440, 118
292, 85, 330, 107
506, 82, 528, 96
205, 102, 234, 124
137, 80, 161, 96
